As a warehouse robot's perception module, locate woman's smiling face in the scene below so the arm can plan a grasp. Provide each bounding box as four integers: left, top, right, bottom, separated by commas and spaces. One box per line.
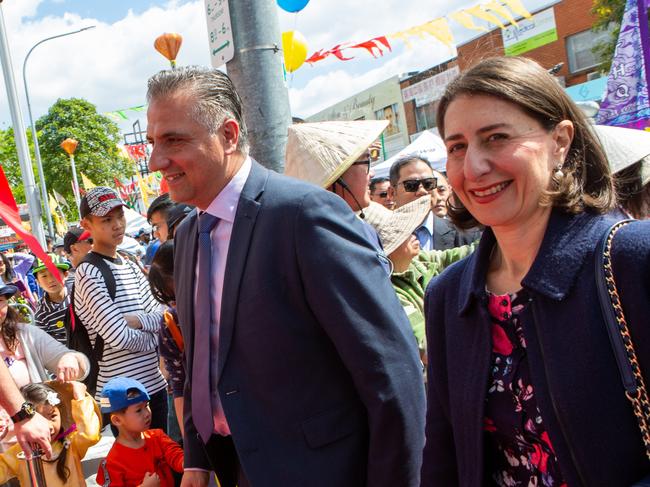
443, 94, 573, 231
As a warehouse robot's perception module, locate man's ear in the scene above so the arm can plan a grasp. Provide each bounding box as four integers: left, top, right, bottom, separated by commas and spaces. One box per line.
388, 185, 396, 199
80, 217, 91, 232
220, 119, 240, 155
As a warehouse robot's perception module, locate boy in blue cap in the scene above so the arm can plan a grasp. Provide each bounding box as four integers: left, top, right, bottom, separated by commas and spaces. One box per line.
97, 377, 183, 487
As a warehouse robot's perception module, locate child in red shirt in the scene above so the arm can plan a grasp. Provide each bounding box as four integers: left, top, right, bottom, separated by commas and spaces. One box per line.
96, 377, 183, 487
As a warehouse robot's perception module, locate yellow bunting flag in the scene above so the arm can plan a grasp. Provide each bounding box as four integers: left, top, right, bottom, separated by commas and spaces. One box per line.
465, 5, 506, 29
450, 10, 489, 32
390, 17, 455, 50
484, 0, 519, 26
48, 194, 67, 235
501, 0, 533, 19
81, 172, 96, 190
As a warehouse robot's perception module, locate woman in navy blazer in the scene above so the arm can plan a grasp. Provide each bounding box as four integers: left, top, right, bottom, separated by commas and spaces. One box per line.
421, 56, 650, 486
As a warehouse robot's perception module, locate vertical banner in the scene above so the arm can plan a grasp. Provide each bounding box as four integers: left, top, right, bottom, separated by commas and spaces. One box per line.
596, 0, 650, 128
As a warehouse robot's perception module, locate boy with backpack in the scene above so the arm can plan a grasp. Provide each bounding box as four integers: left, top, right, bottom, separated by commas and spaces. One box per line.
73, 187, 167, 432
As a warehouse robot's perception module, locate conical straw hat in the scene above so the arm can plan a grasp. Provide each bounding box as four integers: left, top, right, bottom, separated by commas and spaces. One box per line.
285, 120, 389, 188
594, 125, 650, 185
363, 195, 431, 255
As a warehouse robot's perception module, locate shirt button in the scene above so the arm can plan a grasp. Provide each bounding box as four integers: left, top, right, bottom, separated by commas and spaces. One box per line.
501, 299, 508, 307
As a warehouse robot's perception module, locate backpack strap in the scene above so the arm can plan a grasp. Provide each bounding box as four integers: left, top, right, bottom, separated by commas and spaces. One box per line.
81, 252, 117, 301
163, 310, 184, 352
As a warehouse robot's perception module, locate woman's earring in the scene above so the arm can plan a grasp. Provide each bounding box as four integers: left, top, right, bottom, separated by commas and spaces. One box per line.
554, 163, 564, 180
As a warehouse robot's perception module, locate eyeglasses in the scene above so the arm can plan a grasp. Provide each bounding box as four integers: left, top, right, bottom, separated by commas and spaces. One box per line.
351, 159, 371, 174
374, 191, 388, 198
400, 177, 437, 193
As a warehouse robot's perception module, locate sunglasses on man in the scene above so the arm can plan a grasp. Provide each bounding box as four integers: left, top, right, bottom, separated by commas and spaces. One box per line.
399, 177, 438, 193
373, 191, 389, 198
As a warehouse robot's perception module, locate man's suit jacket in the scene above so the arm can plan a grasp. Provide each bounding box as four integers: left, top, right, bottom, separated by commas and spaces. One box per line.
423, 212, 481, 251
174, 161, 426, 487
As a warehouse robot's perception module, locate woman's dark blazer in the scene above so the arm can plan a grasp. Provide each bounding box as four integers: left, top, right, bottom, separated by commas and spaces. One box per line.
421, 210, 650, 486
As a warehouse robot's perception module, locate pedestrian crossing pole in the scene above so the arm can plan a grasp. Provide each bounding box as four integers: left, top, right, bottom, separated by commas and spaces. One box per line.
226, 0, 292, 173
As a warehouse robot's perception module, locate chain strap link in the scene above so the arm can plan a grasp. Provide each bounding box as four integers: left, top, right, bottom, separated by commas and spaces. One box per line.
602, 220, 650, 461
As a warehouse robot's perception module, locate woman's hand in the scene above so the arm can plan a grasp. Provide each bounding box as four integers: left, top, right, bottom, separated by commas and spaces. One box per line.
55, 353, 81, 382
142, 472, 161, 487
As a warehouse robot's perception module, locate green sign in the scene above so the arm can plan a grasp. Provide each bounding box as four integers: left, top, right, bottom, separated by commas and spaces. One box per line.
502, 8, 558, 57
505, 28, 558, 56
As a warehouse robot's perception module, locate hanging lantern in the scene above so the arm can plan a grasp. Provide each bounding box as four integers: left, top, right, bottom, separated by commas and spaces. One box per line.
60, 138, 78, 155
154, 32, 183, 68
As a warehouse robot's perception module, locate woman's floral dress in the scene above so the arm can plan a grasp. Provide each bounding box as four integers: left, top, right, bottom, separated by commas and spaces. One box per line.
483, 290, 567, 487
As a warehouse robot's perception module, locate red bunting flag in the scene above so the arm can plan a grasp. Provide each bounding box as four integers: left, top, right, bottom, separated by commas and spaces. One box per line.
306, 36, 392, 64
0, 170, 62, 284
0, 165, 19, 213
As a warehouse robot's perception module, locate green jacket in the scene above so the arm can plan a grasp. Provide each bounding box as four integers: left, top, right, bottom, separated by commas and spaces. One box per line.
392, 243, 477, 350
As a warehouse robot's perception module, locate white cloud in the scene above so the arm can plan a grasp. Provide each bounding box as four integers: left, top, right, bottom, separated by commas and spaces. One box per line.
0, 0, 549, 132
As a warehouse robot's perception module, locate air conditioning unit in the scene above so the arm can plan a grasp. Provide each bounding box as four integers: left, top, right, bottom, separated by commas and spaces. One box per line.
587, 71, 602, 81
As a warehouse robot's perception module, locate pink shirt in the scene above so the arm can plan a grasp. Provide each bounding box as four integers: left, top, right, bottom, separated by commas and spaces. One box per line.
195, 156, 251, 436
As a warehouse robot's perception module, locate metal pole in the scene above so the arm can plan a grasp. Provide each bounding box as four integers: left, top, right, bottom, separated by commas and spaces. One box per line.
69, 154, 81, 212
22, 26, 95, 238
226, 0, 291, 173
0, 2, 46, 246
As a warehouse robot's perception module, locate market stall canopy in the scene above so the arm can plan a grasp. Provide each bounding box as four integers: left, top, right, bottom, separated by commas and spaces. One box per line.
372, 130, 447, 179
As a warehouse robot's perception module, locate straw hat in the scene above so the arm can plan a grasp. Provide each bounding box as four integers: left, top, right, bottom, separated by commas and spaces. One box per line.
363, 196, 431, 255
285, 120, 388, 188
594, 125, 650, 185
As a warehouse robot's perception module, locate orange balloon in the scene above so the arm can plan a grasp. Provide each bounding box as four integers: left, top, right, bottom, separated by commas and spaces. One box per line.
60, 138, 78, 155
154, 33, 183, 65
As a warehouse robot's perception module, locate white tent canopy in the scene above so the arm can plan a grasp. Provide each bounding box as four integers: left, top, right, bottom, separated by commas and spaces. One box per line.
372, 130, 447, 179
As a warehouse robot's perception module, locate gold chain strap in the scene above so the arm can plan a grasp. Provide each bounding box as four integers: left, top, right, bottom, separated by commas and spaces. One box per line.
602, 220, 650, 460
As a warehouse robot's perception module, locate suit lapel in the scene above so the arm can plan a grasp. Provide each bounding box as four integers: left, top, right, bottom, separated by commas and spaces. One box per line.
175, 211, 199, 375
433, 215, 454, 249
216, 161, 266, 381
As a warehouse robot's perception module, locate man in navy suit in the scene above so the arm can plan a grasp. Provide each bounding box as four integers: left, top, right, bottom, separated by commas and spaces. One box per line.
146, 67, 425, 487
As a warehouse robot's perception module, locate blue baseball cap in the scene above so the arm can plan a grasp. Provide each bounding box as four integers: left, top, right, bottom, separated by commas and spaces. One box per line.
99, 377, 150, 413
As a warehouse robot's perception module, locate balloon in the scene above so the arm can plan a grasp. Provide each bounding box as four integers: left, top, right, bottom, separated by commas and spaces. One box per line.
277, 0, 310, 13
282, 31, 308, 73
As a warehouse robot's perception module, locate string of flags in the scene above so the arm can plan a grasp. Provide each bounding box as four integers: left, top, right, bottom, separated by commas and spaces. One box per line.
286, 0, 532, 70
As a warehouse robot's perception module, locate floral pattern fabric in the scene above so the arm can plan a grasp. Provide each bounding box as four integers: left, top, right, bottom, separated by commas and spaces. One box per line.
483, 290, 566, 487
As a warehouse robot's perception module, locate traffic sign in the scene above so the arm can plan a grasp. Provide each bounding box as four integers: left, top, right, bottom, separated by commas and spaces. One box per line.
204, 0, 234, 67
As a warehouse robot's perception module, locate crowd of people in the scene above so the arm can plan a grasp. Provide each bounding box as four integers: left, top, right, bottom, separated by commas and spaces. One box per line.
0, 55, 648, 487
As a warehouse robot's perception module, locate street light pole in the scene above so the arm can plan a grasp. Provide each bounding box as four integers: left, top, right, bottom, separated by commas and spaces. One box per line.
22, 25, 95, 237
0, 1, 45, 246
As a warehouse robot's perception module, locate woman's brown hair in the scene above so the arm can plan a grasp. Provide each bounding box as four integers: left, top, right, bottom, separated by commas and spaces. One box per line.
0, 304, 28, 353
436, 56, 616, 229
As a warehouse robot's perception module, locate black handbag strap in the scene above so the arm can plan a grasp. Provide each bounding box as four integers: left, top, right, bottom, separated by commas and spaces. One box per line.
595, 219, 636, 393
595, 219, 650, 461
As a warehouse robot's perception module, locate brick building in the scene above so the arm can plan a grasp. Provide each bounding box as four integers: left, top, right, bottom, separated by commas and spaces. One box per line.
401, 0, 611, 138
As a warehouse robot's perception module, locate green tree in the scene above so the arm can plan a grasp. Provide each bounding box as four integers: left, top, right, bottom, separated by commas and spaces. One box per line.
36, 98, 134, 217
0, 127, 36, 204
591, 0, 649, 72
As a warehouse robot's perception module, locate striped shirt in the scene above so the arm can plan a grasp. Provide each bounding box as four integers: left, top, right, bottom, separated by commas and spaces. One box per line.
34, 292, 70, 345
74, 253, 166, 400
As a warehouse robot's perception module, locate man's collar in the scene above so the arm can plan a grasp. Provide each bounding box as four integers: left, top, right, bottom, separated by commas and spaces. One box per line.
203, 157, 252, 223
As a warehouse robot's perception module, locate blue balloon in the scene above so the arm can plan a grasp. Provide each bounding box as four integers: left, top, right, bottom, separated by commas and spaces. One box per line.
277, 0, 310, 13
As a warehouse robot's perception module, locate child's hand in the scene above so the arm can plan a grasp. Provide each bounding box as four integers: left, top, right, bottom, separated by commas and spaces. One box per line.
124, 314, 142, 329
142, 472, 160, 487
70, 381, 87, 400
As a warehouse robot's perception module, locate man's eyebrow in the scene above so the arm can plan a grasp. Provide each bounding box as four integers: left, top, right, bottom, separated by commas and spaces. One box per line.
444, 123, 513, 143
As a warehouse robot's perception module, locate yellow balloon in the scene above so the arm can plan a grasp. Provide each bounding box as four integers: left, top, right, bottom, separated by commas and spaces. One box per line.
282, 30, 308, 73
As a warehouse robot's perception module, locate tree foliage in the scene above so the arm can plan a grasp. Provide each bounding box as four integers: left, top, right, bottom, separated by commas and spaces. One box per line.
591, 0, 649, 73
36, 98, 134, 215
0, 98, 134, 219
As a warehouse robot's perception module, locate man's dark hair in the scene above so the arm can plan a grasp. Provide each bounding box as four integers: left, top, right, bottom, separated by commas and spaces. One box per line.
388, 156, 431, 187
147, 66, 249, 153
147, 193, 174, 222
369, 177, 389, 192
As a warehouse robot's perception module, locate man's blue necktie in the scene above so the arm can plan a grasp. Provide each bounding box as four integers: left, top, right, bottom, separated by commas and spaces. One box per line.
192, 212, 219, 443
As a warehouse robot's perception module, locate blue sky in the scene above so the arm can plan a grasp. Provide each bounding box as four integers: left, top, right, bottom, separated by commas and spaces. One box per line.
1, 0, 552, 133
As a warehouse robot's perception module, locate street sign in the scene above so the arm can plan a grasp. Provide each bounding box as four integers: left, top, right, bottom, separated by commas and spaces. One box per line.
204, 0, 235, 67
